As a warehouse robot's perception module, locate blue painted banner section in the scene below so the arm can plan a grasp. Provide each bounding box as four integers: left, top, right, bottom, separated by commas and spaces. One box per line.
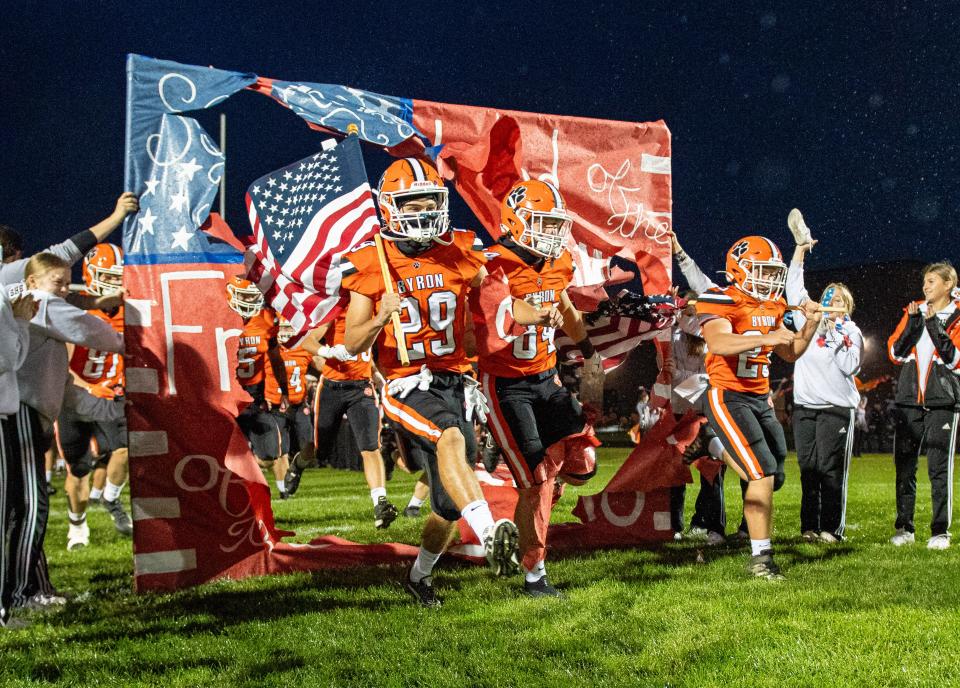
269, 80, 424, 147
125, 251, 244, 266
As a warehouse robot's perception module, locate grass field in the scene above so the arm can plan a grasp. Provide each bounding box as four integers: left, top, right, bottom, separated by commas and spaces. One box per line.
3, 449, 960, 687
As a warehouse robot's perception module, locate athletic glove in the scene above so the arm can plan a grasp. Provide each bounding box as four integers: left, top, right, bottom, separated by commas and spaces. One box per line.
386, 365, 433, 399
317, 344, 354, 362
463, 376, 490, 424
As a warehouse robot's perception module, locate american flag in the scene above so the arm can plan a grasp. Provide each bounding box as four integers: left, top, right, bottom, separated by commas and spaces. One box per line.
244, 136, 379, 344
555, 291, 680, 372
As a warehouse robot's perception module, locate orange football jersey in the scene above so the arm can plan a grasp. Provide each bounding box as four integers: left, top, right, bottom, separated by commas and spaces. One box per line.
265, 346, 314, 405
341, 229, 486, 380
322, 312, 373, 381
69, 305, 125, 399
478, 244, 574, 378
696, 285, 787, 395
236, 308, 279, 386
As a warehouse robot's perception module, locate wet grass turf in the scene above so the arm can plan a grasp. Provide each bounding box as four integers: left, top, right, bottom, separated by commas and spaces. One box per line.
2, 450, 958, 687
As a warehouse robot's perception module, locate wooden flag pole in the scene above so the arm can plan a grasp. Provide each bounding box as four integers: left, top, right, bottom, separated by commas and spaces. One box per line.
348, 121, 407, 365
374, 233, 410, 366
219, 113, 227, 220
687, 299, 846, 314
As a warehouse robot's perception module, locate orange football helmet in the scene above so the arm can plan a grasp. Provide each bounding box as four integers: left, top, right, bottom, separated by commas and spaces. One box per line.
725, 236, 786, 301
82, 243, 124, 295
277, 316, 295, 345
225, 275, 264, 317
377, 158, 449, 242
500, 179, 572, 259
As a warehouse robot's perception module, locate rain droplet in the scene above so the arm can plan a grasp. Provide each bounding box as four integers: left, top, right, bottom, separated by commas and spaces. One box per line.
771, 74, 791, 93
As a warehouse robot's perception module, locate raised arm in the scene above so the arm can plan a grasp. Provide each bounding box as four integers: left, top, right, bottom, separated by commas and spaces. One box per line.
344, 290, 400, 355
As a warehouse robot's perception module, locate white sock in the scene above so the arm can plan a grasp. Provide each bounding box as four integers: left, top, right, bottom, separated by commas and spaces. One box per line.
708, 437, 725, 461
407, 495, 424, 508
89, 487, 103, 501
410, 547, 442, 583
46, 470, 52, 483
371, 486, 387, 505
461, 500, 496, 543
524, 560, 546, 583
276, 479, 285, 493
751, 538, 772, 556
68, 510, 86, 525
103, 481, 124, 502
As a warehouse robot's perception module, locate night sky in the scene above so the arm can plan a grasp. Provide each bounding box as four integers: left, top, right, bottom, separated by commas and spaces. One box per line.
3, 2, 958, 277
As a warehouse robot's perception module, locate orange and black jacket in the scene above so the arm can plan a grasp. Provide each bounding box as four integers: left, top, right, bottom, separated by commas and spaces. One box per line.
887, 301, 960, 409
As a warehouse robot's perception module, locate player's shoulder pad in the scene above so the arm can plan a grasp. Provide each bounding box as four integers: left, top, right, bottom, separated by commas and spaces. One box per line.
448, 227, 481, 250
696, 287, 736, 304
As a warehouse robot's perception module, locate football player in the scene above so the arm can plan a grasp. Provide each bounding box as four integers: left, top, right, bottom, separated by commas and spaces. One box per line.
285, 312, 400, 528
59, 243, 132, 549
477, 179, 598, 597
225, 276, 289, 496
263, 318, 315, 499
697, 236, 821, 579
342, 158, 559, 606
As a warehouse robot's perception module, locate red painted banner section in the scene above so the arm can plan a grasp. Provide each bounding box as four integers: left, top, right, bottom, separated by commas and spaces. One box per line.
124, 262, 417, 592
410, 101, 672, 294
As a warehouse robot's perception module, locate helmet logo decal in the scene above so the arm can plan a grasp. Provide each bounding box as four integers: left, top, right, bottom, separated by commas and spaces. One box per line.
506, 185, 527, 210
731, 240, 751, 260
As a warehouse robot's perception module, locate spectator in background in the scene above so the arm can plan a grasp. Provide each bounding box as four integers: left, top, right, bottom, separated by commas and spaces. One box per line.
853, 397, 868, 457
9, 253, 125, 613
887, 262, 960, 550
786, 242, 863, 543
0, 287, 39, 629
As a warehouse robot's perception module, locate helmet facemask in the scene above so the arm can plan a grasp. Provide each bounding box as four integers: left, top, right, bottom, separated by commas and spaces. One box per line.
513, 208, 572, 259
88, 264, 124, 296
277, 321, 295, 345
380, 186, 450, 243
227, 283, 265, 318
739, 259, 787, 301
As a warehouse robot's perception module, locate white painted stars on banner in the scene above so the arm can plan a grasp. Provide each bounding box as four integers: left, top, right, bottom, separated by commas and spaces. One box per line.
129, 114, 224, 257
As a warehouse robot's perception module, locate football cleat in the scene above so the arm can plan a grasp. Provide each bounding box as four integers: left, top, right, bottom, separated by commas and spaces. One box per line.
483, 519, 521, 576
278, 490, 290, 501
801, 530, 819, 542
890, 529, 915, 546
787, 208, 813, 246
927, 534, 950, 550
102, 498, 133, 537
706, 531, 726, 546
403, 505, 422, 518
746, 551, 785, 581
524, 576, 563, 598
373, 496, 399, 529
403, 570, 441, 608
819, 531, 841, 543
25, 593, 67, 609
284, 467, 303, 497
66, 521, 90, 551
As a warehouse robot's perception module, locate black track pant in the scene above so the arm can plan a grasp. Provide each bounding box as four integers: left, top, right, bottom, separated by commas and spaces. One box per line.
1, 405, 53, 624
893, 405, 959, 536
793, 405, 855, 538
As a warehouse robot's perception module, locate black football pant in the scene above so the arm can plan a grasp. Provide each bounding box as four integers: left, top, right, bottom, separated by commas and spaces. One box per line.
793, 405, 855, 538
893, 406, 959, 536
1, 405, 53, 624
